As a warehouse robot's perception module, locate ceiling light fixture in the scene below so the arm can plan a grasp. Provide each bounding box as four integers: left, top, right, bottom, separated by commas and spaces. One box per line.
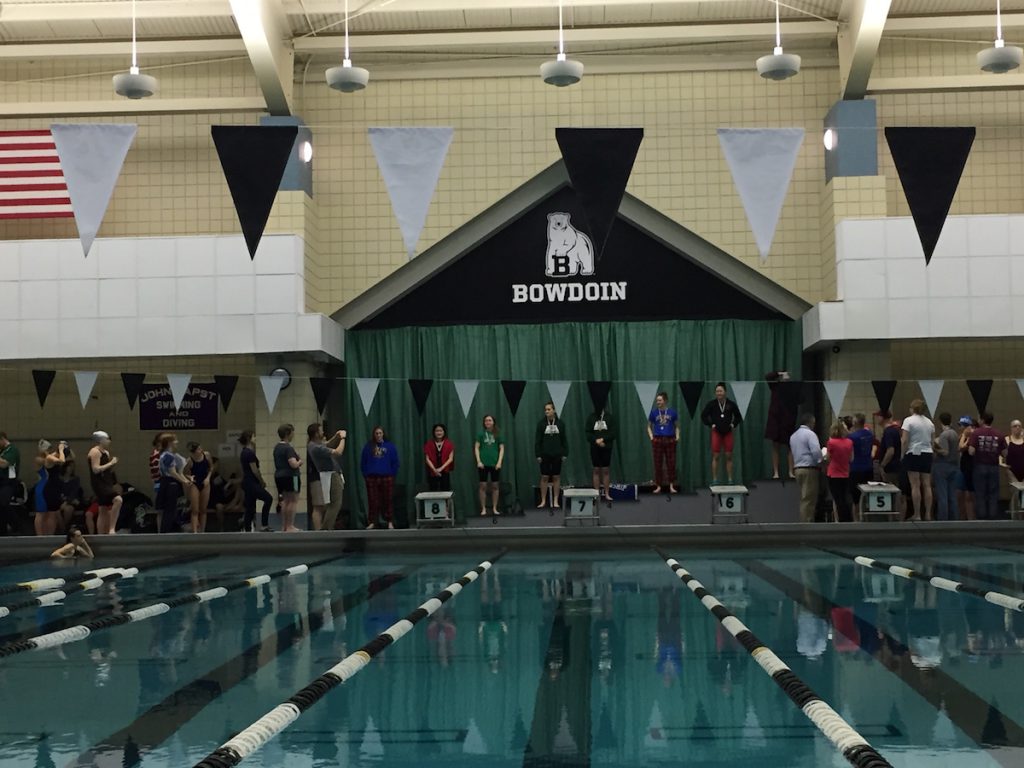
540, 0, 583, 87
756, 0, 801, 81
326, 0, 370, 92
823, 128, 836, 151
112, 0, 158, 98
978, 0, 1023, 73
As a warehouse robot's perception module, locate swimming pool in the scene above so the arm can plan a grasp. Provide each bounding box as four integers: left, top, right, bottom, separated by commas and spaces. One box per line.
0, 545, 1022, 767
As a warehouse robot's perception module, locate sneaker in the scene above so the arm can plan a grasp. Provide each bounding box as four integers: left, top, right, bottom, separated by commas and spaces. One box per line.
260, 526, 274, 532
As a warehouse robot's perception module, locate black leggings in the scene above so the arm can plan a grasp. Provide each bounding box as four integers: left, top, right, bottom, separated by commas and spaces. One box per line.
157, 480, 182, 534
828, 477, 852, 523
243, 480, 274, 531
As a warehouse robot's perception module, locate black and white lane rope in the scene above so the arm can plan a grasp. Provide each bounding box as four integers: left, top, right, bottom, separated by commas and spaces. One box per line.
824, 549, 1024, 612
0, 555, 342, 659
0, 566, 138, 619
0, 553, 211, 598
654, 548, 893, 768
193, 550, 506, 768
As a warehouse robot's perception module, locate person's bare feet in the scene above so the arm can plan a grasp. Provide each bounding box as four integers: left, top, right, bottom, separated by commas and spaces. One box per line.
536, 503, 547, 509
669, 485, 679, 494
387, 522, 395, 529
652, 486, 662, 494
366, 522, 376, 530
492, 509, 500, 516
285, 526, 301, 532
480, 509, 488, 516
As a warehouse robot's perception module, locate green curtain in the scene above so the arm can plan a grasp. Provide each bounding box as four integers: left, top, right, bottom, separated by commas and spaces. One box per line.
339, 319, 801, 527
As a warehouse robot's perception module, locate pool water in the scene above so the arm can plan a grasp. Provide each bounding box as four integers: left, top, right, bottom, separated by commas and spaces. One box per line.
0, 546, 1023, 767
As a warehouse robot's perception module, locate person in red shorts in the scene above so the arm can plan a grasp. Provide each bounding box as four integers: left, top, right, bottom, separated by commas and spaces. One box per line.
700, 382, 743, 484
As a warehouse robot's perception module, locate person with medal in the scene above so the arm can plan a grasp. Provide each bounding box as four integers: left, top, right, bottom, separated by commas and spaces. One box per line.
535, 401, 568, 509
586, 405, 617, 502
700, 382, 743, 484
647, 392, 680, 494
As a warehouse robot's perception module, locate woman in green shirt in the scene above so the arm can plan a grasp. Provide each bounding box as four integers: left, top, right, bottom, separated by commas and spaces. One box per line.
586, 407, 617, 501
474, 415, 505, 516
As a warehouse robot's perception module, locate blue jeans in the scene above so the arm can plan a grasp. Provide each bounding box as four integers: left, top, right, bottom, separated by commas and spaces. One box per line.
973, 464, 1000, 520
932, 462, 959, 521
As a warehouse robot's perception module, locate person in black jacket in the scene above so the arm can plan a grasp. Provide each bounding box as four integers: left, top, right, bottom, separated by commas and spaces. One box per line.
585, 407, 617, 501
535, 402, 568, 509
701, 382, 743, 484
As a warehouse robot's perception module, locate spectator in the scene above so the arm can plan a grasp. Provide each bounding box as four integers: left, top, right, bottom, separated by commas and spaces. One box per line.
156, 433, 192, 533
149, 433, 166, 497
51, 525, 93, 559
33, 439, 66, 536
957, 416, 976, 520
208, 458, 242, 531
536, 402, 569, 509
647, 392, 680, 494
901, 399, 935, 521
1001, 419, 1024, 484
876, 411, 906, 519
790, 413, 822, 522
847, 414, 875, 512
765, 371, 798, 479
585, 406, 616, 502
88, 431, 122, 536
361, 426, 399, 529
273, 424, 303, 533
0, 432, 20, 536
423, 423, 455, 492
825, 420, 853, 523
969, 412, 1006, 521
184, 442, 212, 533
58, 459, 85, 534
701, 382, 743, 484
239, 431, 274, 533
932, 413, 960, 521
307, 423, 346, 531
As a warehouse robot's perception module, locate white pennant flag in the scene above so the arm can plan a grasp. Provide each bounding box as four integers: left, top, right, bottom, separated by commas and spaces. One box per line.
634, 381, 660, 416
368, 127, 454, 259
546, 381, 572, 416
823, 380, 849, 415
918, 379, 944, 417
73, 371, 98, 409
728, 381, 757, 419
355, 378, 380, 417
717, 127, 804, 262
260, 375, 285, 413
453, 379, 479, 418
50, 123, 138, 256
167, 374, 191, 412
1016, 379, 1024, 402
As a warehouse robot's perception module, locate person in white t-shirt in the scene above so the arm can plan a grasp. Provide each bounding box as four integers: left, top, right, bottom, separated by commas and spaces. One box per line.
901, 399, 935, 521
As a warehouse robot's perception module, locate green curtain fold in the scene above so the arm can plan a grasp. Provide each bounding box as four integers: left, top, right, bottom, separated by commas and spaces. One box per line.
339, 319, 801, 526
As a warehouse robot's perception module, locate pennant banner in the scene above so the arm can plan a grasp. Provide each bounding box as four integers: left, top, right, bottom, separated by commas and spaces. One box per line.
885, 127, 975, 265
121, 372, 145, 410
728, 381, 757, 420
211, 125, 298, 259
918, 379, 944, 417
409, 379, 434, 416
823, 380, 849, 415
1017, 379, 1024, 402
634, 381, 660, 416
167, 373, 192, 412
678, 381, 704, 420
73, 371, 98, 409
260, 375, 285, 414
31, 369, 56, 408
368, 127, 454, 259
871, 380, 897, 413
546, 380, 572, 416
555, 127, 643, 262
50, 123, 137, 256
717, 128, 804, 261
453, 379, 479, 418
214, 374, 238, 412
310, 377, 334, 416
966, 379, 993, 415
355, 378, 380, 417
587, 381, 612, 412
501, 380, 527, 417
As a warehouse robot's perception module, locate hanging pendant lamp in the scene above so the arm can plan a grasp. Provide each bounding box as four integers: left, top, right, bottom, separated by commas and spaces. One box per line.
326, 0, 370, 92
978, 0, 1023, 72
540, 0, 583, 87
756, 1, 801, 80
113, 0, 158, 98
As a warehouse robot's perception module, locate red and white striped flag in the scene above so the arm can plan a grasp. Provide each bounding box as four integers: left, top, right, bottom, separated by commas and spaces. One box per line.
0, 129, 73, 220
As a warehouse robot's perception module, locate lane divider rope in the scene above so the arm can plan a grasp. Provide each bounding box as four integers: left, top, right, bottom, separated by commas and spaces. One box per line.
192, 550, 507, 768
0, 555, 344, 659
822, 548, 1024, 613
654, 546, 893, 768
0, 553, 213, 597
0, 567, 138, 619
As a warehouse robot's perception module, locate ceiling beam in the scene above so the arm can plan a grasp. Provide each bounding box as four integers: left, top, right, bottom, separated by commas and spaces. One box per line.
0, 39, 247, 59
229, 0, 293, 116
0, 97, 267, 118
838, 0, 891, 100
867, 74, 1024, 93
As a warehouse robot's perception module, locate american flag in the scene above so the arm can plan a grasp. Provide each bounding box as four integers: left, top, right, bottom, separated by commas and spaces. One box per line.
0, 129, 73, 220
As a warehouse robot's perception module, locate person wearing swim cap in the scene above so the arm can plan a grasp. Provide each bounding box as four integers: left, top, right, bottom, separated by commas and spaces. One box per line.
87, 431, 122, 535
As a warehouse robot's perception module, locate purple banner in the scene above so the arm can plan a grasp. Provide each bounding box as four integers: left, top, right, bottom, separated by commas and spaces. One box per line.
139, 382, 219, 431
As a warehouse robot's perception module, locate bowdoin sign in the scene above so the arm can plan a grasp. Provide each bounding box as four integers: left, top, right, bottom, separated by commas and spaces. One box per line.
512, 212, 627, 304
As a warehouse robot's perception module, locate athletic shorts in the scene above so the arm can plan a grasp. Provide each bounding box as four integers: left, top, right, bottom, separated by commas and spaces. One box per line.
275, 476, 300, 496
539, 457, 563, 477
478, 466, 501, 482
590, 444, 612, 468
711, 431, 735, 453
309, 479, 325, 507
903, 453, 933, 474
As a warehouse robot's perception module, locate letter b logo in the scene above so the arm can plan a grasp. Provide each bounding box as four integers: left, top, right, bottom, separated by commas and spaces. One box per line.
550, 255, 571, 276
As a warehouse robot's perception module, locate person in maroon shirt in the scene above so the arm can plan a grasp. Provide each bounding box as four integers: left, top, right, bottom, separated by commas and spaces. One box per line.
968, 412, 1007, 520
825, 420, 854, 523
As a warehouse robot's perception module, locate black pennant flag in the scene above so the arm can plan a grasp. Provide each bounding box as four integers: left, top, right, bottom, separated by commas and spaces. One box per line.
966, 379, 994, 415
211, 125, 298, 259
678, 381, 704, 419
214, 375, 239, 412
501, 380, 527, 417
310, 377, 334, 416
587, 381, 612, 412
885, 127, 975, 265
555, 127, 643, 261
871, 380, 898, 413
120, 372, 145, 410
408, 379, 433, 416
32, 370, 56, 408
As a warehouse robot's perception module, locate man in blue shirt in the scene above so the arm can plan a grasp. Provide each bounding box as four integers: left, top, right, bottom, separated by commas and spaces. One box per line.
789, 414, 822, 522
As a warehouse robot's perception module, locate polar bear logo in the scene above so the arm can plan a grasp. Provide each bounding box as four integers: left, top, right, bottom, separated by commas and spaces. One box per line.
545, 212, 595, 278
